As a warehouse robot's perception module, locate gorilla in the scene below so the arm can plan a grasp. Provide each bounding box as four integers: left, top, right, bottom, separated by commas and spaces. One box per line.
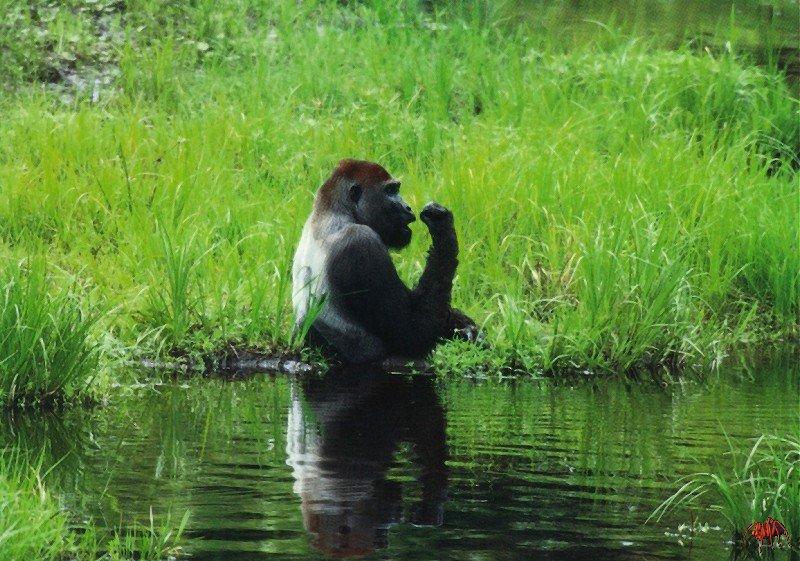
292, 159, 477, 364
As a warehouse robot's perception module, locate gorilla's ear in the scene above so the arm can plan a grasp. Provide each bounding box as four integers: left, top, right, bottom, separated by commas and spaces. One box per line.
348, 182, 363, 203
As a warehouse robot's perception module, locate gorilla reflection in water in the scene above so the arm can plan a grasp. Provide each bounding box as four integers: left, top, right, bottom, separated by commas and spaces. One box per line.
286, 368, 448, 558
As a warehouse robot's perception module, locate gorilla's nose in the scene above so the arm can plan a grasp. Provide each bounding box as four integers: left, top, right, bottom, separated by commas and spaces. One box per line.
404, 206, 416, 223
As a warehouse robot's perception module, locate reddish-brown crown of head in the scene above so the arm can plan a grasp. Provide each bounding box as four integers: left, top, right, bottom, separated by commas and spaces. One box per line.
316, 159, 394, 210
332, 159, 392, 185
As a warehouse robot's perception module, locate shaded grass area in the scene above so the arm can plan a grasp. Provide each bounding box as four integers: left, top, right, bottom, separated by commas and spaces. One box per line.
651, 434, 800, 553
0, 0, 797, 380
0, 452, 188, 561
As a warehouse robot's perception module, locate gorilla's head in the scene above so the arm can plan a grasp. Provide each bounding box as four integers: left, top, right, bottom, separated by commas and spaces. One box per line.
322, 159, 416, 249
353, 175, 415, 249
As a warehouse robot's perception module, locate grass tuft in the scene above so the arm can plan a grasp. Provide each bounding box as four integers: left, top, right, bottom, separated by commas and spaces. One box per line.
0, 453, 69, 561
650, 434, 800, 551
0, 452, 189, 561
0, 258, 100, 408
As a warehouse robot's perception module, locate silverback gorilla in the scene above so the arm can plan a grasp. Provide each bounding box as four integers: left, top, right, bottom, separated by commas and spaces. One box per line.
292, 159, 477, 364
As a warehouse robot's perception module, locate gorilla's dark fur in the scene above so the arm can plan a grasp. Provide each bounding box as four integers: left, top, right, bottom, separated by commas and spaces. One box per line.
292, 159, 476, 364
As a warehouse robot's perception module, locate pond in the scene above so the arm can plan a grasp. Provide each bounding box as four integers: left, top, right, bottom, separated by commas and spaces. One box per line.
3, 357, 798, 560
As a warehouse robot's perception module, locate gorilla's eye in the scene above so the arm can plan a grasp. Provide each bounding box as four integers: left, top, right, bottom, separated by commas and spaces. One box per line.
348, 182, 363, 202
383, 181, 400, 196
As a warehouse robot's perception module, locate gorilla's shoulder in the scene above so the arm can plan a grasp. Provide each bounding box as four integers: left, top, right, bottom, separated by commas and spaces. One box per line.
327, 224, 393, 278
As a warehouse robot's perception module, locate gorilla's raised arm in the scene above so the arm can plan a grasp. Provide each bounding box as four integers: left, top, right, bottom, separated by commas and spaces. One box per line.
326, 203, 459, 359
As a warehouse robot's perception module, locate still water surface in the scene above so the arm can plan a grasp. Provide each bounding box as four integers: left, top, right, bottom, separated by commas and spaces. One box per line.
3, 358, 798, 560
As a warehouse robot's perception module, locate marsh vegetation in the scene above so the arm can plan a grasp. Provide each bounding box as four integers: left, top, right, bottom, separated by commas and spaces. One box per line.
0, 0, 797, 382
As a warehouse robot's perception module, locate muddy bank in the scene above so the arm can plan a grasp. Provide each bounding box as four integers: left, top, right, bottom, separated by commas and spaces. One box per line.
137, 348, 317, 378
135, 345, 448, 379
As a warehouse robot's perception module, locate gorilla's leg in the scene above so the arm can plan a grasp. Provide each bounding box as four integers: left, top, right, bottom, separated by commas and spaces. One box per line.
309, 308, 387, 364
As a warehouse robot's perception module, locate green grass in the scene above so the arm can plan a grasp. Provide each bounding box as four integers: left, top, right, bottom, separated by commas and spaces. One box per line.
0, 0, 797, 378
650, 434, 800, 551
0, 454, 70, 561
0, 452, 188, 561
0, 258, 100, 408
79, 509, 190, 561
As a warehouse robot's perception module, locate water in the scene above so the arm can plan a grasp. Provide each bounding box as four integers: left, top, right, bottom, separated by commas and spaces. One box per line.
2, 358, 798, 560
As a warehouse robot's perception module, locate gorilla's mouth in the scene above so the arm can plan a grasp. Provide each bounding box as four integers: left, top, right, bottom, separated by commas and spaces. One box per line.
386, 223, 413, 249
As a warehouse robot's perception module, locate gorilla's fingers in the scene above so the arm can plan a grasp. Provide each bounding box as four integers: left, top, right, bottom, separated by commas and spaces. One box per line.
420, 202, 454, 230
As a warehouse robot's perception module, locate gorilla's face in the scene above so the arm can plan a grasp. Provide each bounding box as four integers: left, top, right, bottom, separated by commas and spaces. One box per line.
355, 180, 415, 249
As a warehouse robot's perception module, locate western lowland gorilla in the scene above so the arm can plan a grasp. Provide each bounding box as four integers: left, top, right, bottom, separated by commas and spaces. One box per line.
285, 367, 448, 556
292, 159, 478, 364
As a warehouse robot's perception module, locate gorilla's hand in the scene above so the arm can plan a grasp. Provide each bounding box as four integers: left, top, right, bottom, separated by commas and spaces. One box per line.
448, 307, 484, 344
420, 202, 454, 235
